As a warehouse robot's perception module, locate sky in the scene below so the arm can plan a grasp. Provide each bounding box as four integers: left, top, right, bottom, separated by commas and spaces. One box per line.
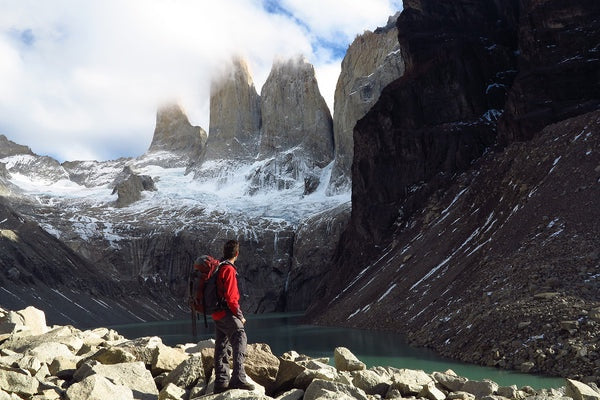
0, 0, 403, 162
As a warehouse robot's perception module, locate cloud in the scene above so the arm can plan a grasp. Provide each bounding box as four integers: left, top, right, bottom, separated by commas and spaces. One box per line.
0, 0, 402, 162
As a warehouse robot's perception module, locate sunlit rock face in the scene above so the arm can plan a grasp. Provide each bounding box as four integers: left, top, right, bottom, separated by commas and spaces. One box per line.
205, 57, 261, 162
260, 56, 333, 167
327, 13, 405, 194
244, 56, 334, 196
148, 103, 207, 161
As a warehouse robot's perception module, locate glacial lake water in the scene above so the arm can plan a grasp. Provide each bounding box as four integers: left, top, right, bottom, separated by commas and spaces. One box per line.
109, 312, 565, 390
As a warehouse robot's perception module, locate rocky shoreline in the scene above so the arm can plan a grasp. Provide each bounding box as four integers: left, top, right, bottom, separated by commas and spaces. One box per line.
2, 306, 600, 400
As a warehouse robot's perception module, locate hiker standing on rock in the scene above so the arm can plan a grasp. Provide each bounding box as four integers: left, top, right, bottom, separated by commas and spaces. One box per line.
212, 239, 254, 394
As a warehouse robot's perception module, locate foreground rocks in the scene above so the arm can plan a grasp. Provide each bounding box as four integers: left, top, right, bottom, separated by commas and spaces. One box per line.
2, 307, 600, 400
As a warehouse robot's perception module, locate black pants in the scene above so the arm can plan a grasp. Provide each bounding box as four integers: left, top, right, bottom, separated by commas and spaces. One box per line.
214, 312, 248, 386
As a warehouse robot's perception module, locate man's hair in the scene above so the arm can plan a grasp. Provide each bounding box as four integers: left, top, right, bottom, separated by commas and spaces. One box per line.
223, 240, 240, 260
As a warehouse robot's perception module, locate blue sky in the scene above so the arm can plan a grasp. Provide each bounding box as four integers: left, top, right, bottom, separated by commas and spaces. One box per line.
0, 0, 402, 162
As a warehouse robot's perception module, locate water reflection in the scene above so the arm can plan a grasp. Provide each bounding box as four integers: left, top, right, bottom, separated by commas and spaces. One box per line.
109, 313, 564, 389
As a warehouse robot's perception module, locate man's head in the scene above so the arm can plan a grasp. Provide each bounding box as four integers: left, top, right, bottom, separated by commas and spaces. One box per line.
223, 239, 240, 261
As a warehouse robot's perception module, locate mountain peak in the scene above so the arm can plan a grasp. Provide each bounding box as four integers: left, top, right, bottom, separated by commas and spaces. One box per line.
205, 57, 261, 162
147, 102, 207, 162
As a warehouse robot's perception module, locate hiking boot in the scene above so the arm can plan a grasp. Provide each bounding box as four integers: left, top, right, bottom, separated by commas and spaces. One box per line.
228, 381, 255, 391
213, 385, 229, 394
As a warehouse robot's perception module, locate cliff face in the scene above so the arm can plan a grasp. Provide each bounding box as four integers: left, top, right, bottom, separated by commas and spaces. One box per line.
147, 103, 207, 164
327, 14, 405, 194
342, 0, 520, 262
309, 0, 600, 379
498, 0, 600, 144
205, 57, 262, 162
0, 199, 180, 327
260, 57, 333, 167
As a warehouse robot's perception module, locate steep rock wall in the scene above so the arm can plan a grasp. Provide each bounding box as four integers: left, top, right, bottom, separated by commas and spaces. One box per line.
327, 14, 405, 194
205, 57, 261, 162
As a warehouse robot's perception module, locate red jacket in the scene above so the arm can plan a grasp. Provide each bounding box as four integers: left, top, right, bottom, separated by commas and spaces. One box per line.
211, 262, 244, 321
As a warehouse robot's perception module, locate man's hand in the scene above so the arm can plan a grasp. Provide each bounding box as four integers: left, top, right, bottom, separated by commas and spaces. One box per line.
241, 317, 246, 325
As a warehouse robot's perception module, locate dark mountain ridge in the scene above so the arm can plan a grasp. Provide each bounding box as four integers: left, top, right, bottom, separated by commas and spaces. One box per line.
308, 0, 600, 380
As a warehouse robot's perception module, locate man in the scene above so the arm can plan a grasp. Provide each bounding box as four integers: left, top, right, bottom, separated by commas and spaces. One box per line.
212, 239, 255, 394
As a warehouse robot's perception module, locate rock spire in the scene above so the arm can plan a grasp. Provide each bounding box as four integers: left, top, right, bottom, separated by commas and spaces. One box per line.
259, 56, 334, 167
147, 103, 207, 159
205, 56, 261, 161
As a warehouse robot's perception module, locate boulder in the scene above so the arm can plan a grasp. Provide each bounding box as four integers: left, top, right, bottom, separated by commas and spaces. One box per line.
116, 336, 163, 365
48, 355, 78, 379
272, 353, 310, 394
0, 306, 47, 336
15, 306, 48, 336
566, 379, 600, 400
158, 383, 185, 400
151, 344, 189, 375
420, 382, 447, 400
275, 388, 305, 400
497, 385, 518, 398
351, 369, 390, 396
433, 370, 467, 392
294, 360, 338, 390
112, 167, 157, 208
24, 342, 78, 366
0, 365, 40, 397
75, 361, 158, 400
304, 379, 369, 400
333, 347, 365, 372
462, 379, 499, 398
447, 391, 476, 400
162, 354, 205, 390
388, 368, 434, 395
245, 343, 279, 391
65, 374, 134, 400
88, 346, 137, 365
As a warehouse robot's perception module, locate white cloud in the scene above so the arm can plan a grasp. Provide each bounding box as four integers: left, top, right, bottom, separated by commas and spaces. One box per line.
0, 0, 402, 161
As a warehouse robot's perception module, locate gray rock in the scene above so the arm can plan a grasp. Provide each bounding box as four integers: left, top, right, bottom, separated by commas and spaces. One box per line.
388, 368, 434, 395
304, 378, 369, 400
566, 379, 600, 400
462, 379, 499, 398
151, 344, 189, 375
333, 347, 366, 372
158, 383, 185, 400
112, 167, 157, 208
275, 388, 305, 400
351, 369, 390, 396
75, 361, 158, 400
162, 354, 204, 390
497, 385, 518, 398
447, 391, 475, 400
245, 343, 279, 391
0, 365, 40, 397
88, 346, 137, 365
420, 382, 447, 400
294, 360, 338, 389
66, 374, 134, 400
116, 336, 163, 365
432, 370, 467, 392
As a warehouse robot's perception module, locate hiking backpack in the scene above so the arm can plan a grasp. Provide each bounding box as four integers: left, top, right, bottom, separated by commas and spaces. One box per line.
188, 255, 227, 330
